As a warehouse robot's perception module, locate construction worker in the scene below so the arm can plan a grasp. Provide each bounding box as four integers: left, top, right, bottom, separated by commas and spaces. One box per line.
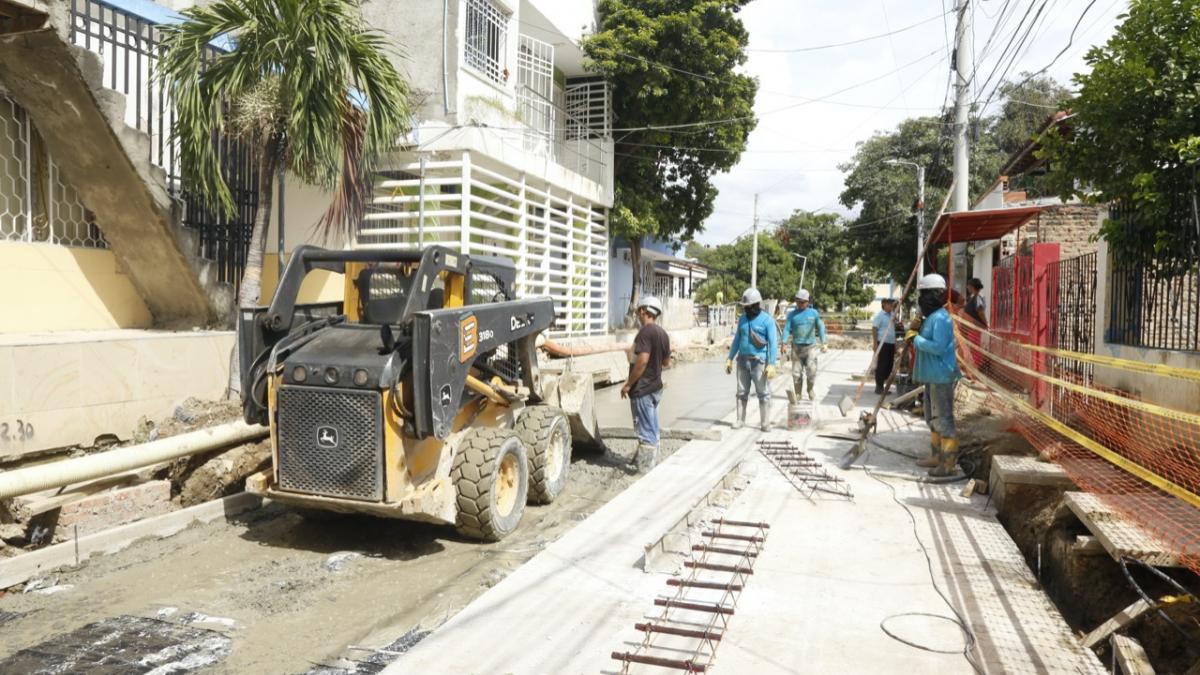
725, 288, 779, 431
621, 295, 671, 471
965, 278, 988, 328
906, 273, 962, 477
871, 298, 897, 395
781, 288, 828, 400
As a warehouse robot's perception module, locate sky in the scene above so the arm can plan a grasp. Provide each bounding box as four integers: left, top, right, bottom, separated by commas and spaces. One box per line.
696, 0, 1130, 245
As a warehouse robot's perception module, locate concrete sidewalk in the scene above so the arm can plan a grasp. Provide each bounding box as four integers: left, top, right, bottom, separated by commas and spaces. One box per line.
391, 350, 1104, 674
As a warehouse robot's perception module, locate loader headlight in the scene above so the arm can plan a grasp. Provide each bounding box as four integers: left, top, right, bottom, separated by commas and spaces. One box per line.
353, 369, 369, 387
292, 366, 307, 383
323, 367, 340, 385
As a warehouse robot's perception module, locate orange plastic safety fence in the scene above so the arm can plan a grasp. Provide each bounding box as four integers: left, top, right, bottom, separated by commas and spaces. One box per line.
950, 312, 1200, 574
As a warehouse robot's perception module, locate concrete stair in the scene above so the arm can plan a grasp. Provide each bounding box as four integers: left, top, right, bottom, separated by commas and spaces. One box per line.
0, 21, 234, 327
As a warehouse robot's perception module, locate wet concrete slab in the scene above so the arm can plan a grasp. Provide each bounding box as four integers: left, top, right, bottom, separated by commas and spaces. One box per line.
0, 614, 232, 674
593, 358, 745, 431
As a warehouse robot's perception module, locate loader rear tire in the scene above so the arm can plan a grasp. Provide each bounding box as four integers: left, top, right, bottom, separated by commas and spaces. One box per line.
452, 428, 529, 541
516, 406, 572, 504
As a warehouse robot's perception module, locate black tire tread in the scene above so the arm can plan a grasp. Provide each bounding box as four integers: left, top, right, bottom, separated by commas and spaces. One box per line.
451, 427, 526, 541
515, 406, 571, 504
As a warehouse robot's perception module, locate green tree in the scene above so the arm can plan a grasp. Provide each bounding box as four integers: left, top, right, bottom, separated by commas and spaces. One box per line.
159, 0, 412, 317
991, 73, 1072, 159
1041, 0, 1200, 258
583, 0, 757, 322
775, 210, 874, 310
692, 233, 797, 302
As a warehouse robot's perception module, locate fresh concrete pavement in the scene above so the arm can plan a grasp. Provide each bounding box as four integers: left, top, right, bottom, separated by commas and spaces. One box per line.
392, 350, 1104, 673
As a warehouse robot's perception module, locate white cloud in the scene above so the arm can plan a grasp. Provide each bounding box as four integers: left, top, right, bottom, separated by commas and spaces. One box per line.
695, 0, 1128, 245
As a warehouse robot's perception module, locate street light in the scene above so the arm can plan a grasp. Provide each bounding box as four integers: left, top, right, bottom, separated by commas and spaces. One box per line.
886, 159, 926, 277
791, 253, 807, 295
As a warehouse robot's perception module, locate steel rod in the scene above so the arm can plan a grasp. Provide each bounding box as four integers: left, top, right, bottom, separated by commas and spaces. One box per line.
701, 532, 764, 543
635, 623, 724, 642
611, 652, 707, 672
685, 561, 754, 575
692, 544, 758, 557
666, 578, 745, 592
654, 598, 735, 615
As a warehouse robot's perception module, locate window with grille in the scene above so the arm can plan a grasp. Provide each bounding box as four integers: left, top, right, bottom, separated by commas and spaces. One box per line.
465, 0, 508, 84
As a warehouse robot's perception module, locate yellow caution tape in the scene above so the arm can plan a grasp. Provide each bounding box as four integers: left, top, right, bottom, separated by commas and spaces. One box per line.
950, 314, 1200, 383
954, 329, 1200, 427
957, 356, 1200, 511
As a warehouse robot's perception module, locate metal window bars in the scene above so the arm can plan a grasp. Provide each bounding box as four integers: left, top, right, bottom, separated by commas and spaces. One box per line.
465, 0, 508, 84
0, 94, 106, 248
67, 0, 259, 286
516, 83, 611, 191
612, 519, 770, 673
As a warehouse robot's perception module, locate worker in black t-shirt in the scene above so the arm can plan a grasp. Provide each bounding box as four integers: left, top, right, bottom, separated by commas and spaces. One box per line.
621, 295, 671, 471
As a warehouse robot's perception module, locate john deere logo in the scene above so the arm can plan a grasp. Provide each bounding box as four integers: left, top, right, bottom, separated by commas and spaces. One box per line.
316, 426, 339, 448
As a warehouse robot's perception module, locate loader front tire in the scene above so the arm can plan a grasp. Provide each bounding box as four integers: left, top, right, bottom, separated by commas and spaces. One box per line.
452, 428, 529, 541
516, 405, 572, 504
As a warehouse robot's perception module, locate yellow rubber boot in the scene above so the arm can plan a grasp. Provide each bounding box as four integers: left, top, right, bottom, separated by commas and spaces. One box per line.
929, 438, 960, 477
917, 432, 941, 468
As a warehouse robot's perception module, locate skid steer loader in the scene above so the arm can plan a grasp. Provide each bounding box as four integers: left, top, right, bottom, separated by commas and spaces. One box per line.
239, 245, 574, 540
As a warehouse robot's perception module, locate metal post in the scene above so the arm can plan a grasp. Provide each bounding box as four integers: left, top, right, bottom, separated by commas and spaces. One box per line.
799, 256, 807, 293
276, 167, 285, 263
751, 193, 759, 288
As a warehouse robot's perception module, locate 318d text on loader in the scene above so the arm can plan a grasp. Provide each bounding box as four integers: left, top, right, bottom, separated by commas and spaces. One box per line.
239, 246, 574, 540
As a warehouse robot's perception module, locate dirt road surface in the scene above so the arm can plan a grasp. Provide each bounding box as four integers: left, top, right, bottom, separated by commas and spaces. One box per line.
0, 363, 731, 674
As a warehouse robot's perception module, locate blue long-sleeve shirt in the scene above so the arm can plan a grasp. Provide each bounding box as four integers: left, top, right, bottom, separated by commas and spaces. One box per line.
912, 308, 962, 384
782, 307, 827, 345
727, 312, 779, 365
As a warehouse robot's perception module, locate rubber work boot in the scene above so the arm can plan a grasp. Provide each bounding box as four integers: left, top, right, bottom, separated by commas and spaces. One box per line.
928, 438, 960, 477
760, 401, 772, 432
917, 432, 942, 468
635, 443, 659, 472
807, 387, 816, 402
733, 400, 747, 429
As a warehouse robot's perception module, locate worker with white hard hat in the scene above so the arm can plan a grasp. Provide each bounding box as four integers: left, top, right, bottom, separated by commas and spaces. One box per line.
622, 295, 671, 471
781, 287, 828, 401
905, 273, 962, 477
725, 287, 779, 431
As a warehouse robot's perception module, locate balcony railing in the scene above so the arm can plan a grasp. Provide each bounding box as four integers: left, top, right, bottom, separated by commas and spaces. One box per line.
516, 84, 611, 192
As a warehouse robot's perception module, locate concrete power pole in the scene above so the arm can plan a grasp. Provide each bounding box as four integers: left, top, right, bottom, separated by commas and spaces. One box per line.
951, 0, 972, 289
751, 193, 759, 288
916, 164, 926, 277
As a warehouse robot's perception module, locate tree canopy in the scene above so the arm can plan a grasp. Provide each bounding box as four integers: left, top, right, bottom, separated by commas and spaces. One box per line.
1041, 0, 1200, 259
837, 75, 1068, 282
775, 210, 875, 309
583, 0, 757, 316
690, 234, 797, 304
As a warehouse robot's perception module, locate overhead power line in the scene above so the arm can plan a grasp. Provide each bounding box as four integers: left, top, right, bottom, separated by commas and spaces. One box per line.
747, 10, 950, 52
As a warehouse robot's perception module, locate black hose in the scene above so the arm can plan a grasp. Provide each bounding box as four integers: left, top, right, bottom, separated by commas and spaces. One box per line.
1117, 556, 1200, 657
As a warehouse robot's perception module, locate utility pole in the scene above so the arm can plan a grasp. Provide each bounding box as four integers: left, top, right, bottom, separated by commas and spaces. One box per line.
751, 193, 759, 288
916, 164, 926, 277
951, 0, 972, 288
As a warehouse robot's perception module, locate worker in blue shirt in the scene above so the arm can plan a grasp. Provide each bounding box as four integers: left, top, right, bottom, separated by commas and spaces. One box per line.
725, 288, 779, 431
905, 273, 963, 477
781, 288, 828, 400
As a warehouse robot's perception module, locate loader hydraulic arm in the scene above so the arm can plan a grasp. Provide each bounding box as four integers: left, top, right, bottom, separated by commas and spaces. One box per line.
410, 298, 556, 439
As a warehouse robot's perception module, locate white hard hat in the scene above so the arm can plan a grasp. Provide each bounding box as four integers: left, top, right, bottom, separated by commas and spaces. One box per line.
795, 288, 810, 301
637, 295, 663, 317
739, 288, 763, 306
917, 273, 947, 291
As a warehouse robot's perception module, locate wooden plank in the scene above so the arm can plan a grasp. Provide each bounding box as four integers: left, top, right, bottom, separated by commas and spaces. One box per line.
1081, 599, 1151, 648
1064, 492, 1181, 567
1111, 634, 1155, 675
0, 492, 261, 590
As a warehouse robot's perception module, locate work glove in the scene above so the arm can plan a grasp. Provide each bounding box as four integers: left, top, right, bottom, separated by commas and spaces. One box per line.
908, 316, 923, 333
766, 364, 777, 378
905, 329, 919, 342
725, 359, 733, 375
820, 343, 829, 353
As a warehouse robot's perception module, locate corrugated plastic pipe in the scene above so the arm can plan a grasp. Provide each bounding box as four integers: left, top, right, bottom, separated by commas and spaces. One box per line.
0, 421, 268, 500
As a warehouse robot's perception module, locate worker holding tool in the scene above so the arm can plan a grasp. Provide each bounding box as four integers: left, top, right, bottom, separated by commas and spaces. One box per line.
621, 295, 670, 471
782, 288, 828, 401
871, 298, 898, 395
906, 273, 962, 477
725, 288, 779, 432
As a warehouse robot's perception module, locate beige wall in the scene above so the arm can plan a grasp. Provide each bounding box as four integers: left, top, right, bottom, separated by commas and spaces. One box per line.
257, 253, 346, 306
0, 241, 152, 332
0, 330, 234, 457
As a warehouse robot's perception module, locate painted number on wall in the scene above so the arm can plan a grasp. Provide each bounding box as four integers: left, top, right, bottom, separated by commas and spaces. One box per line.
0, 420, 35, 442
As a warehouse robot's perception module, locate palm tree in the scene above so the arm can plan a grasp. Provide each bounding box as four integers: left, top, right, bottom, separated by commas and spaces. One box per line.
159, 0, 412, 302
158, 0, 412, 392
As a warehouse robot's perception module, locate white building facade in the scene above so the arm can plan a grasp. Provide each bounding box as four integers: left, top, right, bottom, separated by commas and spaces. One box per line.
350, 0, 615, 337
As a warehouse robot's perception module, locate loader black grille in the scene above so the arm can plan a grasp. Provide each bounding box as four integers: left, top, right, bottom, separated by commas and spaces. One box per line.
276, 386, 384, 502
